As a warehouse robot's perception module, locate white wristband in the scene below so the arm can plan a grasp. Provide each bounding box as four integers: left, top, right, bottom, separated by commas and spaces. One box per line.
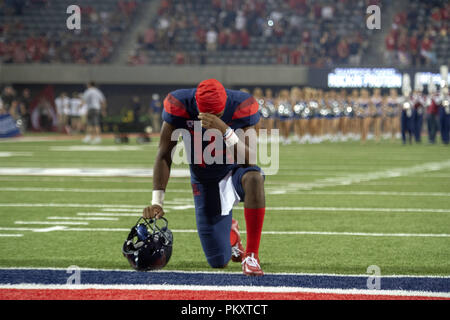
224, 129, 240, 147
151, 190, 165, 207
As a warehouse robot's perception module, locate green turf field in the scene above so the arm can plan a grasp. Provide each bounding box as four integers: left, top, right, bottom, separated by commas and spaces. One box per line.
0, 135, 449, 276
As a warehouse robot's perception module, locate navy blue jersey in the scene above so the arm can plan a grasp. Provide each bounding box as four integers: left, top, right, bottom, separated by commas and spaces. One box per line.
162, 88, 260, 183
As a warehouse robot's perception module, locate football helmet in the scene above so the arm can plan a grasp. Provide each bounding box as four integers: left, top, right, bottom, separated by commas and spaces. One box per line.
122, 217, 173, 271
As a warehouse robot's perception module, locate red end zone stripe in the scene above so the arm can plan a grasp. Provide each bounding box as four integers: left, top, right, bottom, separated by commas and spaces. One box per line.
0, 289, 448, 300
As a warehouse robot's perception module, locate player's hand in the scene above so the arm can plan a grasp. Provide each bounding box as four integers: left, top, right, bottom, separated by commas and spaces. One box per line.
143, 205, 165, 219
198, 113, 228, 134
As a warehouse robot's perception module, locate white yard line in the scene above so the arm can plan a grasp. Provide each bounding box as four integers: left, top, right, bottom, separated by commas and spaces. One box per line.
0, 284, 448, 298
0, 168, 190, 178
1, 203, 449, 213
14, 221, 89, 226
266, 190, 450, 197
2, 187, 450, 197
0, 187, 189, 193
0, 266, 449, 279
47, 216, 118, 221
283, 159, 450, 191
0, 234, 23, 237
0, 226, 448, 238
77, 212, 140, 217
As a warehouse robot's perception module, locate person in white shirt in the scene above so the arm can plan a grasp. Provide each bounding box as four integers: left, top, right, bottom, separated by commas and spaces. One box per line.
81, 82, 106, 144
69, 92, 83, 133
54, 92, 70, 133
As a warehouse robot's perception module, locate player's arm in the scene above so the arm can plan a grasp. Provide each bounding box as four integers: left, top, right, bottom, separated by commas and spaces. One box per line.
198, 113, 257, 166
143, 121, 178, 219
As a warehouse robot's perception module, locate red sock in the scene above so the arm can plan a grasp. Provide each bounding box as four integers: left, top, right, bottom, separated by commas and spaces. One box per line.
244, 207, 265, 256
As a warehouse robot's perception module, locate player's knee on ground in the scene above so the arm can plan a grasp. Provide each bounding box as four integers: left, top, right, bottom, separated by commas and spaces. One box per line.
206, 253, 229, 269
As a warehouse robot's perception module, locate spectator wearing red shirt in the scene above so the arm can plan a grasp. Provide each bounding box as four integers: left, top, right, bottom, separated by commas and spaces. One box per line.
218, 29, 229, 50
397, 31, 410, 66
384, 31, 396, 64
240, 30, 250, 50
195, 27, 207, 51
409, 31, 420, 66
143, 28, 156, 50
420, 35, 435, 65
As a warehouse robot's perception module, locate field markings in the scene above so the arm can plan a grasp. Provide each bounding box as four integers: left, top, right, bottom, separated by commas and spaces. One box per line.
47, 216, 118, 221
0, 283, 448, 298
1, 266, 449, 279
0, 168, 190, 178
282, 159, 450, 192
1, 203, 450, 214
2, 186, 450, 197
49, 146, 147, 152
1, 226, 449, 238
0, 234, 23, 237
0, 152, 33, 157
77, 212, 140, 217
14, 221, 89, 226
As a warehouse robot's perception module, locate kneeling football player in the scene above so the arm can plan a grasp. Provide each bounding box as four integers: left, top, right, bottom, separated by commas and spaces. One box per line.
143, 79, 266, 276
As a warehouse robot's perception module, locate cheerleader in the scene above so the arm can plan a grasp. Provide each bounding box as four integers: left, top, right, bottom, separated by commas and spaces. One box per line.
264, 88, 277, 142
291, 87, 306, 143
276, 89, 294, 145
371, 88, 383, 142
358, 89, 371, 143
253, 87, 265, 138
348, 89, 360, 140
387, 88, 402, 140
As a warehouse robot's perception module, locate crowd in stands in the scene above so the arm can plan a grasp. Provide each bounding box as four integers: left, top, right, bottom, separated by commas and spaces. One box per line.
385, 0, 449, 67
129, 0, 378, 66
0, 85, 33, 132
0, 0, 140, 64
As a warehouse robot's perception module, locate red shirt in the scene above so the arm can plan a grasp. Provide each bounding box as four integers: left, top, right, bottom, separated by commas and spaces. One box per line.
421, 38, 433, 51
385, 34, 396, 51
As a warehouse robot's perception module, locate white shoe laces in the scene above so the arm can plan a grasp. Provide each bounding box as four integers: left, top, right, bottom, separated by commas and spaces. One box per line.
231, 244, 243, 257
242, 254, 260, 268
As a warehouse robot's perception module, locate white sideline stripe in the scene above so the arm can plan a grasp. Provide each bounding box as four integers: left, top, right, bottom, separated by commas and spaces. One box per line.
0, 234, 23, 237
49, 146, 145, 152
0, 267, 449, 279
0, 168, 190, 178
77, 212, 140, 217
0, 284, 448, 298
2, 187, 450, 198
274, 191, 450, 197
14, 221, 89, 226
262, 207, 450, 213
0, 187, 189, 193
0, 226, 448, 238
284, 159, 450, 191
0, 152, 33, 157
1, 203, 450, 213
47, 216, 118, 221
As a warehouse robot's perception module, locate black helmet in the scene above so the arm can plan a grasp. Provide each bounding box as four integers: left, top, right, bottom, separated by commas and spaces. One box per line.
122, 217, 173, 271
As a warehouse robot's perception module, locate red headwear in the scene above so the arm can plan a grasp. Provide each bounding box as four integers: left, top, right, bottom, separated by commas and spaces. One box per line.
195, 79, 227, 114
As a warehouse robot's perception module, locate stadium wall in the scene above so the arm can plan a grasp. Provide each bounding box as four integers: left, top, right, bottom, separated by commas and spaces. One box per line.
1, 64, 443, 116
0, 64, 309, 86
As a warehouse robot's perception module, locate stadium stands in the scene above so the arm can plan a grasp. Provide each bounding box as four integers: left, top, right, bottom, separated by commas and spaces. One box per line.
385, 0, 449, 66
0, 0, 142, 64
130, 0, 379, 66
